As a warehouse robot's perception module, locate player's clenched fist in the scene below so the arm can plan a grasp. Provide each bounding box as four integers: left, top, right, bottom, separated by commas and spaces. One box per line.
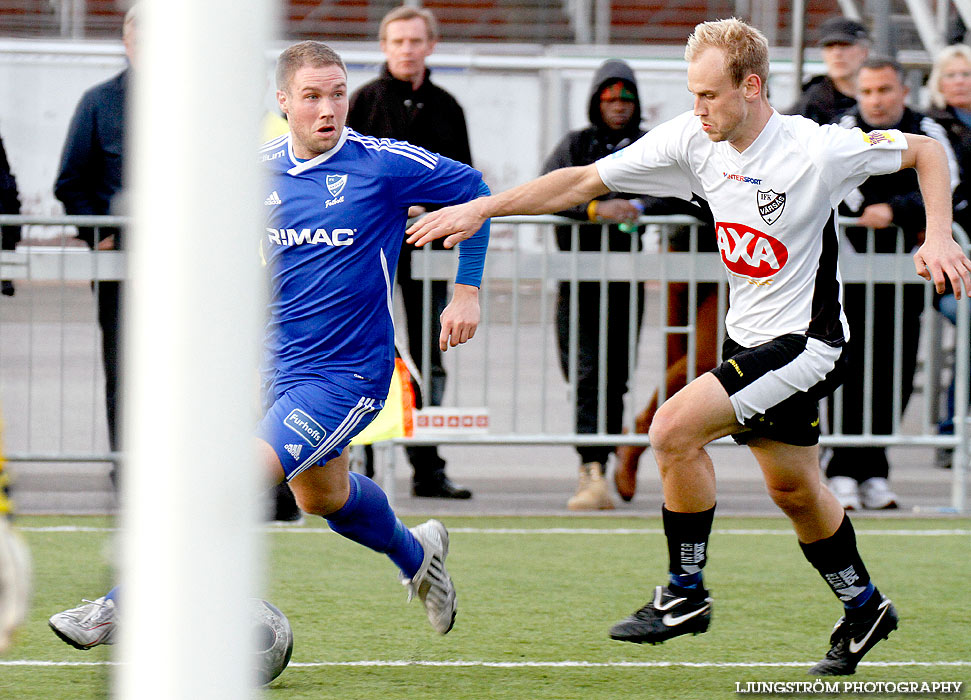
439, 283, 480, 351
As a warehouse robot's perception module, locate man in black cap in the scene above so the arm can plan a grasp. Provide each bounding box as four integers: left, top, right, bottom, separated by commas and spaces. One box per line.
789, 17, 870, 124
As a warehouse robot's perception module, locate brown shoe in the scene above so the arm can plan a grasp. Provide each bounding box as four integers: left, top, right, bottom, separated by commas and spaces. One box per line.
614, 445, 643, 502
567, 462, 615, 510
614, 405, 653, 501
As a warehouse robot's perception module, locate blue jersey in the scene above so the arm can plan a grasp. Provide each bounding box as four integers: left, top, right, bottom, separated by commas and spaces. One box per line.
259, 127, 485, 399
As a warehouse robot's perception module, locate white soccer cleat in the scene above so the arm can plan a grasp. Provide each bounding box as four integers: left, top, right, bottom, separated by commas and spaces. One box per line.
400, 519, 456, 634
828, 476, 862, 511
48, 596, 117, 650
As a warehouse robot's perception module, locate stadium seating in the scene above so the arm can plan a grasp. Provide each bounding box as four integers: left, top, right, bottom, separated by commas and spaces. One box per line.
1, 0, 843, 46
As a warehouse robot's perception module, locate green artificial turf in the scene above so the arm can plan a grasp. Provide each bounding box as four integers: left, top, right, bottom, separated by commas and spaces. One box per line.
2, 515, 968, 699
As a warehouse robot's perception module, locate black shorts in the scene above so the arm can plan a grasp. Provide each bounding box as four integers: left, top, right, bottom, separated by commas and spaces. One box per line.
710, 334, 847, 447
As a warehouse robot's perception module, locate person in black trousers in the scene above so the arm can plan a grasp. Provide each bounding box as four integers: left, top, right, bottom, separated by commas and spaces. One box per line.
541, 59, 703, 509
54, 7, 135, 486
346, 5, 474, 499
831, 58, 960, 509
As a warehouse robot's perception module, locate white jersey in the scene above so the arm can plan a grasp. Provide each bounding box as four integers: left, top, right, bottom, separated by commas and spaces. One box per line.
597, 110, 906, 347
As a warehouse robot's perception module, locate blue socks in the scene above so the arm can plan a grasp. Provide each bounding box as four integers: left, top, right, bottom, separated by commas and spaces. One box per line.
326, 472, 424, 579
669, 571, 704, 591
103, 586, 120, 603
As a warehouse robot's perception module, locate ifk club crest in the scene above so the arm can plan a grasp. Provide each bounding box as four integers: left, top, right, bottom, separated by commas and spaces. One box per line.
326, 174, 347, 198
756, 189, 786, 225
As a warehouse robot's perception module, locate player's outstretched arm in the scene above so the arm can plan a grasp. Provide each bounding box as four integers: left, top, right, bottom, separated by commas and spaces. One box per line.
406, 164, 609, 249
439, 283, 479, 351
903, 133, 971, 299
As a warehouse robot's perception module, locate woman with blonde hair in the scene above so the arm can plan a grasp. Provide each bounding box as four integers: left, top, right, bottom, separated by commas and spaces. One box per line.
926, 44, 971, 467
926, 44, 971, 227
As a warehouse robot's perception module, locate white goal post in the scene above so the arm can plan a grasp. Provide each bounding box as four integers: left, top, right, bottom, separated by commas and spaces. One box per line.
118, 1, 274, 697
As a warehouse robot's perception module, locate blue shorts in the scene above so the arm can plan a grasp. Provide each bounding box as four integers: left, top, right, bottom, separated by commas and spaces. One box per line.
257, 375, 384, 481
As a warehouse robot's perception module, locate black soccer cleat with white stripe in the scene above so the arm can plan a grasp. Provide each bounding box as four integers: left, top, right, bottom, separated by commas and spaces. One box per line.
609, 585, 712, 645
809, 596, 899, 676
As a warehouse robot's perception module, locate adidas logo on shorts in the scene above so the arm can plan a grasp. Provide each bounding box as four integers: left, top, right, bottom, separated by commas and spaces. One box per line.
284, 443, 303, 460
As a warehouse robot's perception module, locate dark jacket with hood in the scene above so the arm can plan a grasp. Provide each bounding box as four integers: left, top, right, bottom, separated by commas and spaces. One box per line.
541, 59, 702, 252
788, 74, 856, 125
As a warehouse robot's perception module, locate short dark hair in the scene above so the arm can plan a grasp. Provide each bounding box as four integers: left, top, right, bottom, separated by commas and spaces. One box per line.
860, 56, 905, 83
276, 41, 346, 92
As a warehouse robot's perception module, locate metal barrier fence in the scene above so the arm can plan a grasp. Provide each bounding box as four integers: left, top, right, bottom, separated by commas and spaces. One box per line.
0, 213, 968, 512
395, 214, 970, 512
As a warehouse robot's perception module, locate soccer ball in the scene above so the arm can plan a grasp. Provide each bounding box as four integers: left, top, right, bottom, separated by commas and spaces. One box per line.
251, 599, 293, 685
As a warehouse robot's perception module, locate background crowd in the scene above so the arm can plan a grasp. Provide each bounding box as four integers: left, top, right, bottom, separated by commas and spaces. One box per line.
0, 9, 968, 515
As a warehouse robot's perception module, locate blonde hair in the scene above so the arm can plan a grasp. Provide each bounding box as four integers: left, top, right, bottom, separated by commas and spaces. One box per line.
928, 44, 971, 110
379, 6, 439, 42
685, 18, 769, 88
276, 41, 346, 92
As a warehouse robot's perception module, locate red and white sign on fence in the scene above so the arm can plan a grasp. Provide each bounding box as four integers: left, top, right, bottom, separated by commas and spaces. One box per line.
413, 407, 489, 435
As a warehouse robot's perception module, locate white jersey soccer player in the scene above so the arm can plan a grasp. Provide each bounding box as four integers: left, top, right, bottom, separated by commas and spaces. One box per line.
595, 110, 903, 430
405, 18, 971, 676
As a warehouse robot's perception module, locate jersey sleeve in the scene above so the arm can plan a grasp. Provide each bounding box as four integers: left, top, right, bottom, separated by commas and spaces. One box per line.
595, 112, 697, 200
811, 124, 905, 207
381, 140, 483, 208
454, 181, 491, 287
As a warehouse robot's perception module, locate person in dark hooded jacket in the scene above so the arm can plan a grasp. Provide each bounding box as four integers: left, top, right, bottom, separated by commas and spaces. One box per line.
542, 59, 703, 510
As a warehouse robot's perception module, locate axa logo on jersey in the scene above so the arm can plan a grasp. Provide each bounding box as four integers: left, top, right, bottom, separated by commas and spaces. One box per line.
266, 228, 354, 246
716, 222, 789, 279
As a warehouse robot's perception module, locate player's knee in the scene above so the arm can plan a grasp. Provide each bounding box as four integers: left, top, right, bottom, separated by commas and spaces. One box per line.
292, 485, 347, 517
766, 482, 815, 515
648, 404, 686, 457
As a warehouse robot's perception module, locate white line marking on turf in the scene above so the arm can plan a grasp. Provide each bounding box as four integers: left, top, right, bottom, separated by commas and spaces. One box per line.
290, 660, 971, 668
18, 526, 116, 533
0, 660, 119, 666
2, 660, 968, 669
17, 525, 971, 536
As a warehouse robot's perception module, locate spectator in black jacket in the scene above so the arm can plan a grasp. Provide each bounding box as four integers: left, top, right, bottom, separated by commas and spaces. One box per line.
54, 6, 135, 477
0, 130, 21, 297
347, 5, 472, 500
830, 58, 959, 509
789, 17, 870, 125
542, 59, 706, 510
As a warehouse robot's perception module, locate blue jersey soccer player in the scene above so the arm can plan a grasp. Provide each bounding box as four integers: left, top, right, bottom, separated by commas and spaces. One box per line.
49, 40, 490, 650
